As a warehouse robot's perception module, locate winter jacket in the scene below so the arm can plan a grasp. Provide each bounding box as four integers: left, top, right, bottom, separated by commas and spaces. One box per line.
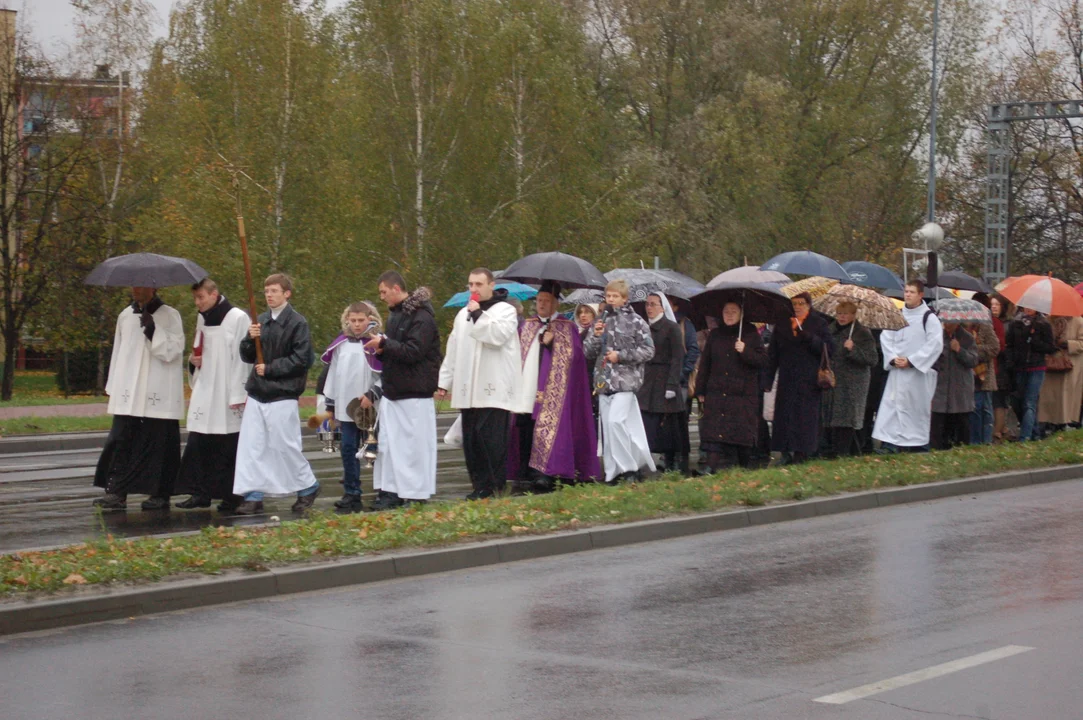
637, 316, 685, 413
1005, 313, 1057, 371
439, 288, 524, 411
375, 287, 441, 402
971, 321, 1000, 392
768, 311, 834, 454
823, 320, 878, 429
239, 304, 313, 403
932, 326, 979, 414
582, 304, 655, 394
697, 321, 768, 448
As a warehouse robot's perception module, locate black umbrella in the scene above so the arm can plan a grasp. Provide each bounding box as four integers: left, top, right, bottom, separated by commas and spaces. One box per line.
84, 253, 209, 288
689, 281, 794, 339
500, 251, 607, 290
937, 270, 993, 294
841, 261, 904, 291
760, 251, 852, 281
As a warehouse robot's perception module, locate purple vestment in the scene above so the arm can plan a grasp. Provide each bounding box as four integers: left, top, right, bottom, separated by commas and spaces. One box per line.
507, 316, 600, 481
320, 333, 382, 371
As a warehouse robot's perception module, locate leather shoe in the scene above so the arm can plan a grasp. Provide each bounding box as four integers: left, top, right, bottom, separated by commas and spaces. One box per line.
217, 497, 242, 513
372, 492, 403, 511
93, 493, 127, 509
291, 486, 321, 513
333, 494, 364, 511
234, 500, 264, 515
177, 495, 211, 509
140, 496, 170, 511
465, 489, 494, 501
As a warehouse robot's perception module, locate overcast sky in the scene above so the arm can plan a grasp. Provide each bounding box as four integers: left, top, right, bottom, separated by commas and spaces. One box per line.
5, 0, 174, 55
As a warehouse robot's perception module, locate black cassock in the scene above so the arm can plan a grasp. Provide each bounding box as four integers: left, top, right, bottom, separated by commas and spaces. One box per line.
94, 415, 181, 496
768, 312, 834, 456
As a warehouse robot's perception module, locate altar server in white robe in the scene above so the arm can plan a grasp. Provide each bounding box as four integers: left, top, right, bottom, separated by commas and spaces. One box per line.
175, 278, 252, 512
873, 279, 944, 451
438, 268, 524, 500
93, 287, 185, 510
233, 274, 320, 515
582, 279, 656, 483
365, 272, 443, 510
323, 301, 383, 512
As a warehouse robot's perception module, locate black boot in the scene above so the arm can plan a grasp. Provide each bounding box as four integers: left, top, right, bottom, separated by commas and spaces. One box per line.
177, 495, 212, 509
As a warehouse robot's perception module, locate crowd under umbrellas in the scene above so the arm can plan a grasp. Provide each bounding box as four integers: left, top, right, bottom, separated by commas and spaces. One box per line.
79, 246, 1083, 517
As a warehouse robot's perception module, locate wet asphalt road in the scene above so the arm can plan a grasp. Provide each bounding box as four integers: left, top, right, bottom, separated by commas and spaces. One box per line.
0, 420, 704, 553
2, 480, 1081, 719
0, 417, 473, 552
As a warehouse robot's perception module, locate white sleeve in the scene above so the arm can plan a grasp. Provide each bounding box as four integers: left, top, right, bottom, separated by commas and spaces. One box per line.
438, 319, 460, 390
148, 307, 184, 363
909, 313, 944, 374
104, 313, 124, 397
468, 303, 518, 347
229, 312, 251, 405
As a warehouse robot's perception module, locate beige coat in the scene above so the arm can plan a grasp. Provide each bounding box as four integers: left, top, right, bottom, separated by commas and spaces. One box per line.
1038, 315, 1083, 424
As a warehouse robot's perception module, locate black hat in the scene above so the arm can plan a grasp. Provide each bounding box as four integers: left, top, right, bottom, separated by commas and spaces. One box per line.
538, 280, 562, 297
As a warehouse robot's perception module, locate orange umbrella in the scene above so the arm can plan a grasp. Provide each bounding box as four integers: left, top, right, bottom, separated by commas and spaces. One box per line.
997, 274, 1083, 316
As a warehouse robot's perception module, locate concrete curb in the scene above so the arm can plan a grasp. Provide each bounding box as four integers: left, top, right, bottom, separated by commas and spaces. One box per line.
2, 463, 1080, 637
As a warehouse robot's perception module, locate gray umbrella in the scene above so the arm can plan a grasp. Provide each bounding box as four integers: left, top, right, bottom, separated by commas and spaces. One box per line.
708, 265, 790, 287
563, 268, 705, 305
760, 251, 852, 281
84, 253, 209, 288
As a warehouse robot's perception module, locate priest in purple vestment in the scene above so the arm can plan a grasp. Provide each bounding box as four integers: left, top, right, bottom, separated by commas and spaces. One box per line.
508, 282, 601, 492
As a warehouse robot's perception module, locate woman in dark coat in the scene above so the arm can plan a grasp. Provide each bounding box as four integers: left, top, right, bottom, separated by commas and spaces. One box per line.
696, 301, 769, 470
768, 291, 834, 464
822, 301, 878, 456
637, 294, 688, 473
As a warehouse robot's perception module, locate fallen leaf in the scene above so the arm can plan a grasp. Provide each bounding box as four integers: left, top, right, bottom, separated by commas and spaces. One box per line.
63, 574, 87, 585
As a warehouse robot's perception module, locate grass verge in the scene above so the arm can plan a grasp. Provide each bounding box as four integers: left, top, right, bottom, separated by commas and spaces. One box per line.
3, 429, 1082, 596
0, 371, 105, 408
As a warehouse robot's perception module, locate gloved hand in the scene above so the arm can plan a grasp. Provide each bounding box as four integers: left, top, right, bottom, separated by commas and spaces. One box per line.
665, 390, 677, 400
140, 311, 156, 341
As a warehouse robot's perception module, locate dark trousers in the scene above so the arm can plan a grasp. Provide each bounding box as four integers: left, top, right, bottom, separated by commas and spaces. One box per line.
461, 408, 510, 494
829, 427, 860, 457
94, 415, 180, 497
931, 412, 970, 450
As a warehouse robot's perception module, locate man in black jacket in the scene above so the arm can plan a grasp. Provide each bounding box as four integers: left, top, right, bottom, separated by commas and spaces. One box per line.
363, 271, 441, 509
1005, 307, 1057, 441
233, 274, 320, 515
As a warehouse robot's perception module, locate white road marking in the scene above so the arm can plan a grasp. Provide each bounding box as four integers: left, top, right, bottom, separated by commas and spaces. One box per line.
813, 645, 1035, 705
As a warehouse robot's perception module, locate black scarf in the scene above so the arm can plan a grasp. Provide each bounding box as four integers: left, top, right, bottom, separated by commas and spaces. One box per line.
199, 295, 235, 327
131, 295, 164, 315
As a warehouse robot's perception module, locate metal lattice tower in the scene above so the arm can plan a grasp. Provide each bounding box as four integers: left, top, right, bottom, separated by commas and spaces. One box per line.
985, 101, 1083, 284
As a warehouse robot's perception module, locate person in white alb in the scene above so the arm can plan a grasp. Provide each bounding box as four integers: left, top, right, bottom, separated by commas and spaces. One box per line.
233, 273, 320, 515
437, 267, 525, 500
364, 272, 443, 510
174, 278, 253, 512
321, 301, 383, 512
873, 279, 945, 452
93, 286, 185, 510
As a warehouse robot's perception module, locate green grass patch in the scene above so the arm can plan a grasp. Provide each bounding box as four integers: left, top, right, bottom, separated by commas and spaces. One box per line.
3, 430, 1082, 596
0, 371, 105, 407
0, 406, 319, 436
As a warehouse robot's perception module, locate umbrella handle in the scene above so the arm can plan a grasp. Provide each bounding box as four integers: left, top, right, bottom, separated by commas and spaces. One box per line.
849, 322, 855, 340
738, 292, 745, 341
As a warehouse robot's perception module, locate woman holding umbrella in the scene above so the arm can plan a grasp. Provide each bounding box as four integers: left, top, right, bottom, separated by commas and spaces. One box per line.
768, 292, 834, 465
696, 302, 768, 470
822, 301, 878, 456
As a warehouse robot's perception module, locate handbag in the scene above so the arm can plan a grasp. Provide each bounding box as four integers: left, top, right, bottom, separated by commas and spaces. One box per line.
817, 344, 836, 389
1045, 351, 1073, 373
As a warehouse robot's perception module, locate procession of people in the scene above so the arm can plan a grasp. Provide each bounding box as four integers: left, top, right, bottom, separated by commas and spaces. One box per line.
89, 249, 1083, 515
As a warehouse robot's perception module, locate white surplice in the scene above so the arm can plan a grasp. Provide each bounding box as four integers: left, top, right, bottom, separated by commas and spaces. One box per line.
187, 307, 251, 435
105, 303, 185, 420
373, 398, 437, 499
438, 301, 524, 412
873, 302, 944, 447
598, 392, 656, 482
323, 341, 381, 423
233, 398, 318, 496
